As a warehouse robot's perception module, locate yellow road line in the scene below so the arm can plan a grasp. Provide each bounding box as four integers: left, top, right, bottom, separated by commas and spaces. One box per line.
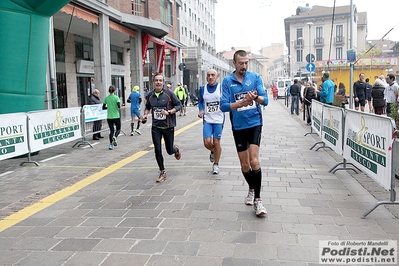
149, 119, 202, 148
0, 119, 203, 233
0, 151, 149, 233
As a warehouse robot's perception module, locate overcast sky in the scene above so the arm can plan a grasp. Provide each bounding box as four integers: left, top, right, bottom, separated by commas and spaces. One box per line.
215, 0, 399, 53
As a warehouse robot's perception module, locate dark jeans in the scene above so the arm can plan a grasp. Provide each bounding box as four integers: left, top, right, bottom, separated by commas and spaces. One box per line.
291, 94, 299, 115
92, 120, 102, 138
107, 118, 121, 144
305, 101, 312, 124
151, 126, 176, 171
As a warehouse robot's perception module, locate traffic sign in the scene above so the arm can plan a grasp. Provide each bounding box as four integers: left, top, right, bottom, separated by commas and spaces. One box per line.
306, 53, 315, 63
306, 62, 316, 72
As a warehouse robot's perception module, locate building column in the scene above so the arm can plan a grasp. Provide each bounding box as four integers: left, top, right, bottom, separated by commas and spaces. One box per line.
92, 14, 111, 96
130, 30, 144, 108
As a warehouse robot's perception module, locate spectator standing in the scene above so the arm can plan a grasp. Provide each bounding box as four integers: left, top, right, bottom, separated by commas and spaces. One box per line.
384, 74, 399, 116
198, 69, 225, 175
352, 73, 368, 112
271, 84, 278, 100
337, 82, 346, 96
303, 81, 316, 125
102, 85, 121, 150
142, 73, 182, 182
89, 89, 104, 140
290, 79, 300, 115
371, 79, 386, 115
365, 78, 373, 112
318, 72, 334, 105
220, 50, 269, 217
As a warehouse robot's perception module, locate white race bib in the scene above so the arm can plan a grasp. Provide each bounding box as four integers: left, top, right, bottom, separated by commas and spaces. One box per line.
234, 92, 256, 112
206, 101, 220, 113
154, 108, 166, 120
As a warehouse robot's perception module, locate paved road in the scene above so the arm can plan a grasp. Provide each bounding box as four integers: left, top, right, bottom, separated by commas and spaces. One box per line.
0, 99, 398, 265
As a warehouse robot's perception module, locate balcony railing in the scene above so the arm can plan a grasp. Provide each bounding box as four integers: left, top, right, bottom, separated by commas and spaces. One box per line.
294, 39, 304, 48
334, 36, 345, 46
314, 37, 324, 47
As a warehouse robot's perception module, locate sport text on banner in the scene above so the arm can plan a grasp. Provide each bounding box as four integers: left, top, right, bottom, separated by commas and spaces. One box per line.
0, 113, 28, 160
321, 105, 344, 155
343, 110, 395, 190
311, 100, 323, 137
28, 108, 82, 152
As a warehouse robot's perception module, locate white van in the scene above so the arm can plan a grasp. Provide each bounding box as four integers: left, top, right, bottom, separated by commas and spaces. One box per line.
275, 79, 293, 98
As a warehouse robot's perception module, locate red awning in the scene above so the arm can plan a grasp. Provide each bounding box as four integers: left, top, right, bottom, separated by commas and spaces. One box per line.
142, 33, 178, 74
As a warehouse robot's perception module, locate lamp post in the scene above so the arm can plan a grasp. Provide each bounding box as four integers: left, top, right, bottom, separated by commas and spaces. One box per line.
297, 37, 304, 79
307, 22, 313, 82
290, 40, 295, 77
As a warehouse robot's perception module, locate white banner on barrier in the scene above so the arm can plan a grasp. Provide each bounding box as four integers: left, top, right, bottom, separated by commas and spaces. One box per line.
311, 100, 323, 137
28, 108, 82, 152
343, 110, 395, 190
322, 106, 344, 155
0, 113, 29, 160
83, 104, 107, 122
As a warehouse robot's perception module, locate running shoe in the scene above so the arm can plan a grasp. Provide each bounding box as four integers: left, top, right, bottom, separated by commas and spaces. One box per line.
130, 131, 134, 136
135, 129, 141, 135
209, 151, 214, 163
156, 170, 167, 183
174, 145, 181, 160
109, 144, 114, 150
254, 198, 267, 216
245, 189, 255, 206
212, 163, 219, 174
112, 136, 117, 146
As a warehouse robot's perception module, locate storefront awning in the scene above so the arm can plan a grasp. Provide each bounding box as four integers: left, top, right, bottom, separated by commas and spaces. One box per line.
60, 4, 98, 24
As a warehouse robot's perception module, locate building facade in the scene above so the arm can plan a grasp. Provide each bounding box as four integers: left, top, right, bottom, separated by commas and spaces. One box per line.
179, 0, 232, 94
284, 4, 367, 81
49, 0, 231, 110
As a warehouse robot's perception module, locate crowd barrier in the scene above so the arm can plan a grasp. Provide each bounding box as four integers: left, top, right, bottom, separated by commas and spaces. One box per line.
0, 108, 82, 166
305, 100, 398, 218
0, 106, 131, 166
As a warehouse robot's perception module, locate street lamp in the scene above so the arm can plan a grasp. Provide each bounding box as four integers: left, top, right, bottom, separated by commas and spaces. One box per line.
297, 37, 304, 79
290, 40, 295, 77
307, 22, 313, 82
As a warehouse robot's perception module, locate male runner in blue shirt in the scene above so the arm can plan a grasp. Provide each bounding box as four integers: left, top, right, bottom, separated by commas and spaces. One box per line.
220, 50, 269, 217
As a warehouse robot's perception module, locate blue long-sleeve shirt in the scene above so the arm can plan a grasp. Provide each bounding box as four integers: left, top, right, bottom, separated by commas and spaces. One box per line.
220, 71, 268, 130
319, 79, 335, 104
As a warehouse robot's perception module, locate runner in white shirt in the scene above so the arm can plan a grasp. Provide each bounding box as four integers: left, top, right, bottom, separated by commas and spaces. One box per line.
198, 69, 225, 175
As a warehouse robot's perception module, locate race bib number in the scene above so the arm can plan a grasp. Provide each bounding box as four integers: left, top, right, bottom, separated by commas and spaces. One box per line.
234, 92, 256, 112
154, 108, 166, 120
206, 101, 220, 113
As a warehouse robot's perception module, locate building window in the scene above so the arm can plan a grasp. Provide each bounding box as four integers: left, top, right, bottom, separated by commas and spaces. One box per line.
131, 0, 141, 16
160, 0, 173, 25
296, 49, 303, 62
296, 28, 303, 40
316, 49, 323, 61
336, 25, 343, 43
74, 35, 93, 61
316, 26, 323, 44
336, 47, 343, 59
54, 29, 65, 62
110, 45, 124, 65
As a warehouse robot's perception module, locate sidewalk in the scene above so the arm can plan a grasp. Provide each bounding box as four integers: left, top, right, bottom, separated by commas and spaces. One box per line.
0, 100, 398, 265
